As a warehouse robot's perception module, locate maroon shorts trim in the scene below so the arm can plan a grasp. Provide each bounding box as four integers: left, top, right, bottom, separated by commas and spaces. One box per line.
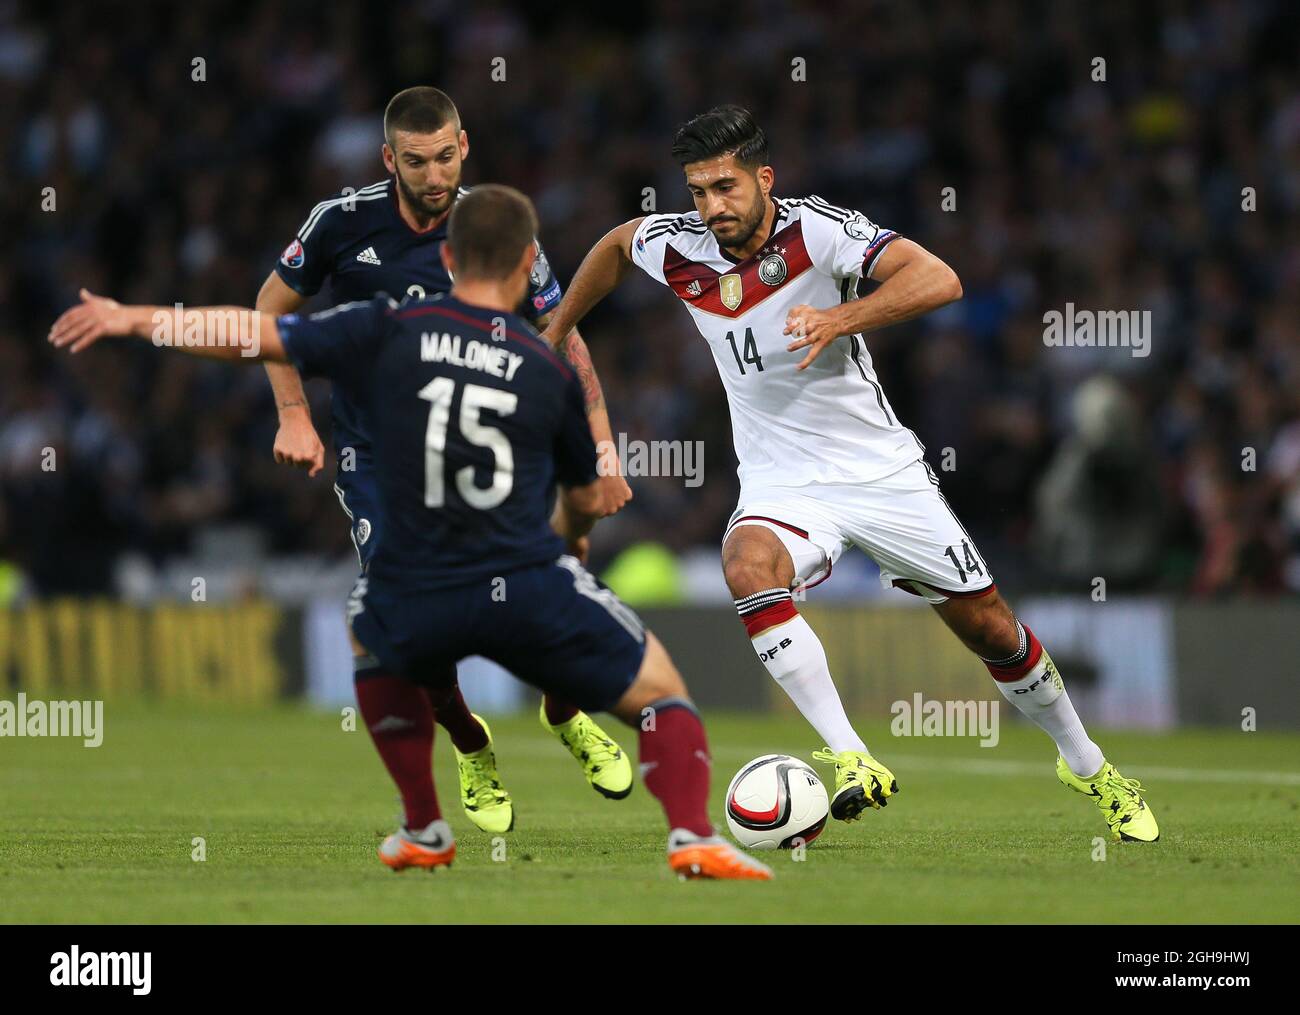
892, 579, 998, 600
726, 514, 833, 591
726, 514, 809, 540
798, 554, 833, 592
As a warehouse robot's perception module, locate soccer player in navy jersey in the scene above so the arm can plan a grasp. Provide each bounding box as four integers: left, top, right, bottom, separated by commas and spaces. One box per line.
50, 185, 772, 881
255, 87, 635, 832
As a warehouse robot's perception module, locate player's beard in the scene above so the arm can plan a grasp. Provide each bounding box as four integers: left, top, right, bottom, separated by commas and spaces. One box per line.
709, 191, 767, 253
397, 170, 458, 223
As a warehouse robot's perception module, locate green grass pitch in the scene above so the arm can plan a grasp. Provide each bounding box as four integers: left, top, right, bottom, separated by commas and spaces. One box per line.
2, 702, 1297, 923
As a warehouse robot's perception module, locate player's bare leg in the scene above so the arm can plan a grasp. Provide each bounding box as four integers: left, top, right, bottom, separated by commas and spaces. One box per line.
347, 630, 454, 871
607, 632, 771, 880
929, 587, 1024, 656
723, 525, 894, 819
932, 589, 1159, 841
932, 588, 1099, 769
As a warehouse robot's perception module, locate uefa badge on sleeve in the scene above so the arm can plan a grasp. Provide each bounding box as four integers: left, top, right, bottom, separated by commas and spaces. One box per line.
529, 247, 552, 288
280, 239, 305, 269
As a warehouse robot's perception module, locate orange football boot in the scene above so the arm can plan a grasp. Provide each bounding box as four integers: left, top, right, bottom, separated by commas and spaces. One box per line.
667, 829, 774, 880
379, 819, 456, 871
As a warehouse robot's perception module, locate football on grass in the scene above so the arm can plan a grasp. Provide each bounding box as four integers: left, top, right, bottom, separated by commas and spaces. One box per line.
725, 754, 829, 850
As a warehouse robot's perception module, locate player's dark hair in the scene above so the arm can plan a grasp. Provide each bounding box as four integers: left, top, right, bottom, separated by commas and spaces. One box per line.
671, 105, 769, 168
447, 184, 538, 280
384, 86, 460, 144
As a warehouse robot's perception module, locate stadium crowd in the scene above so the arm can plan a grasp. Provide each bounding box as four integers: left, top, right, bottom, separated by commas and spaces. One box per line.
0, 0, 1297, 598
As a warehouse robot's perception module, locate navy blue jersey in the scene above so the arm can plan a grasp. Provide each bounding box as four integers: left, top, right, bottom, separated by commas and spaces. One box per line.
278, 294, 598, 591
273, 179, 564, 455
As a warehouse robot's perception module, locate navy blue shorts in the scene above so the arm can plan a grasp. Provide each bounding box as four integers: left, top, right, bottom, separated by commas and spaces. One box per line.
333, 461, 383, 570
349, 556, 648, 713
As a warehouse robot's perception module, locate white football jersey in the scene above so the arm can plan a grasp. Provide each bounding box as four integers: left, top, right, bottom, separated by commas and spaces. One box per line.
631, 196, 924, 490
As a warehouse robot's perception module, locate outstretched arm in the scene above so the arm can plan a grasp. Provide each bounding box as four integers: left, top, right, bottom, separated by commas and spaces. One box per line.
49, 289, 286, 361
783, 238, 963, 370
539, 218, 643, 347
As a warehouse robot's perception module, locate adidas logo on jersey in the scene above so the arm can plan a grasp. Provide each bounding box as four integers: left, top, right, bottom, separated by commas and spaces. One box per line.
356, 246, 382, 265
685, 279, 703, 298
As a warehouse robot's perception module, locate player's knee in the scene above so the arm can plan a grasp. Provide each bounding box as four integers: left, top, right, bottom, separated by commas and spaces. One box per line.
723, 558, 774, 598
936, 590, 1017, 658
612, 633, 689, 723
962, 599, 1020, 658
638, 640, 687, 701
722, 530, 791, 597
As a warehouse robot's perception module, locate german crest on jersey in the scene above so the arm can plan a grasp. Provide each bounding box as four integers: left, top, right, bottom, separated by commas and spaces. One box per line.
720, 273, 743, 310
758, 252, 787, 286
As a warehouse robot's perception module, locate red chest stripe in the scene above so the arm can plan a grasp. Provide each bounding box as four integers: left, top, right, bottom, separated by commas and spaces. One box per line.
663, 219, 812, 319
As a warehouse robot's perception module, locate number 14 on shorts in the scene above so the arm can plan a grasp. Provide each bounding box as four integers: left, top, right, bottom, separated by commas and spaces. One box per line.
943, 540, 984, 584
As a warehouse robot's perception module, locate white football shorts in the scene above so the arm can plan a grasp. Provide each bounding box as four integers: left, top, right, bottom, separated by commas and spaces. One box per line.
723, 458, 995, 604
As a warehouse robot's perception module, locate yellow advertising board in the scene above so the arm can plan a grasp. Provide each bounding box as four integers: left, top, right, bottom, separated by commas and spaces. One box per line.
0, 601, 287, 703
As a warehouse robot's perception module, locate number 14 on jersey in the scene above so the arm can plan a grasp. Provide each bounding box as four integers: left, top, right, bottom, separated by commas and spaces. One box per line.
725, 328, 765, 375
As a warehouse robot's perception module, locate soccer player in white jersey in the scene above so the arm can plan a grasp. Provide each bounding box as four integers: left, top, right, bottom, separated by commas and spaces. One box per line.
543, 106, 1159, 842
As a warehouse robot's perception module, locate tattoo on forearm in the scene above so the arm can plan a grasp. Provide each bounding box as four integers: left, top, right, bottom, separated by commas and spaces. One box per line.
557, 331, 605, 415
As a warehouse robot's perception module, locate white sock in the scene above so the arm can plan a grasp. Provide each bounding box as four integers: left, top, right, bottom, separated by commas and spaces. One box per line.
989, 632, 1103, 777
736, 589, 866, 753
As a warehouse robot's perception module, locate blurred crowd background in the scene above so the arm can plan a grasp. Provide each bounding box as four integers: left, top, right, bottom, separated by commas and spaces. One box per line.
1, 0, 1297, 601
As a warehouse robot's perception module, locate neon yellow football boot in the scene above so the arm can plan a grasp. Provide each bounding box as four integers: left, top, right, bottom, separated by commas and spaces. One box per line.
811, 748, 898, 821
540, 703, 633, 799
453, 715, 514, 834
1056, 756, 1159, 842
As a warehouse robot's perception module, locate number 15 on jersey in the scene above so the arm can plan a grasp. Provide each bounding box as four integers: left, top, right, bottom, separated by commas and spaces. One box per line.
419, 378, 517, 509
